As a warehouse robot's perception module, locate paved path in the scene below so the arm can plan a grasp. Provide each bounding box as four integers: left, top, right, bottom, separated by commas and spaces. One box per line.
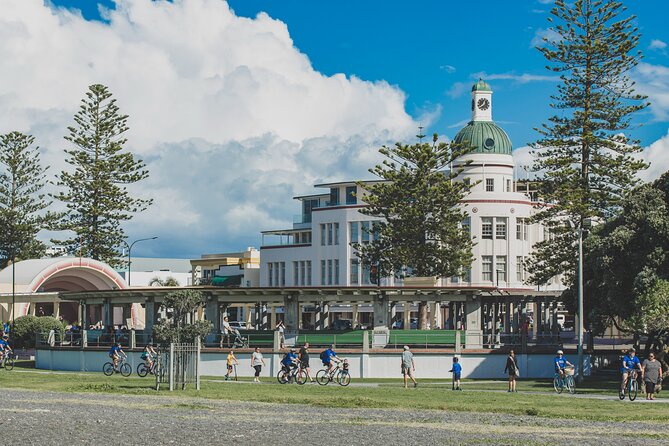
1, 388, 668, 445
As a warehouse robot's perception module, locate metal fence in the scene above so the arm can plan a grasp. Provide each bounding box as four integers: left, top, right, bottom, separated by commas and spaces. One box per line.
155, 341, 201, 391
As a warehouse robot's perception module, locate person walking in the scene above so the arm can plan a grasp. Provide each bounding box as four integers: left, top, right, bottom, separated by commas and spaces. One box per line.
449, 356, 462, 391
401, 345, 417, 388
642, 351, 663, 400
251, 347, 265, 383
299, 342, 314, 383
504, 349, 519, 392
276, 320, 286, 349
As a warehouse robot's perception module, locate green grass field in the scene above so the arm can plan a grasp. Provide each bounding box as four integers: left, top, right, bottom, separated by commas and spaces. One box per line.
1, 362, 667, 423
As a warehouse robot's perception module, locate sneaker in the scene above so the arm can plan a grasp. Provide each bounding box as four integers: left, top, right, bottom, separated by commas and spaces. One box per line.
413, 382, 418, 388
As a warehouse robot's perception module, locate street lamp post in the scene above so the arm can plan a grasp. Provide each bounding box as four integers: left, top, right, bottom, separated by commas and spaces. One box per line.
577, 225, 584, 384
123, 237, 158, 286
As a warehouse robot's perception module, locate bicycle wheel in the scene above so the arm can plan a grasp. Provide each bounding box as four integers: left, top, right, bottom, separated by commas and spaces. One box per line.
103, 362, 114, 376
4, 357, 14, 371
618, 383, 626, 400
296, 369, 307, 385
553, 376, 563, 394
338, 371, 351, 387
137, 363, 148, 378
566, 376, 575, 394
316, 369, 330, 386
277, 369, 289, 384
120, 363, 132, 377
629, 379, 638, 401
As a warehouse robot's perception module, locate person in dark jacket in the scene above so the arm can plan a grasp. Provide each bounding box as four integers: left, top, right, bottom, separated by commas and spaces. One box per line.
504, 349, 519, 392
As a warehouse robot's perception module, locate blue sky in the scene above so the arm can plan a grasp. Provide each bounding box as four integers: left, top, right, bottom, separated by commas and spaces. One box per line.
52, 0, 669, 148
4, 1, 669, 258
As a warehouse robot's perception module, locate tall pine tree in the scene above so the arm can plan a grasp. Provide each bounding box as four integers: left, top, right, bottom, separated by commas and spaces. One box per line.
53, 84, 152, 267
0, 132, 56, 268
527, 0, 649, 285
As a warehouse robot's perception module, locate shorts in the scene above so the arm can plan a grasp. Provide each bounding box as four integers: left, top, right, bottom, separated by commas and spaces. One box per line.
453, 372, 461, 380
402, 364, 413, 375
300, 360, 310, 369
323, 361, 331, 367
645, 380, 656, 394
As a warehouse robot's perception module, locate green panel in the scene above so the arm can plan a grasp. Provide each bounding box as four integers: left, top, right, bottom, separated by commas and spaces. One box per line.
453, 121, 513, 155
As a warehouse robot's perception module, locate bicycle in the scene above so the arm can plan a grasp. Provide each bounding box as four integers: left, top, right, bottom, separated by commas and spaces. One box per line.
619, 369, 639, 401
0, 351, 15, 371
103, 356, 132, 377
137, 356, 158, 377
316, 359, 351, 387
553, 366, 575, 394
277, 363, 307, 385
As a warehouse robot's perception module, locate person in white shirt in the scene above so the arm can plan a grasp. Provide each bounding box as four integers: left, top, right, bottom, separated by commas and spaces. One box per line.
251, 347, 266, 382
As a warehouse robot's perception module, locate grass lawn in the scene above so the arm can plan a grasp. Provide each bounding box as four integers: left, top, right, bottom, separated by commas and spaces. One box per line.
1, 362, 667, 423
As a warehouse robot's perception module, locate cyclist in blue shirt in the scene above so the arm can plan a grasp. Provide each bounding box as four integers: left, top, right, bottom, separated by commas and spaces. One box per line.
108, 342, 125, 371
281, 348, 298, 373
0, 336, 10, 364
321, 345, 341, 375
554, 350, 573, 380
620, 347, 641, 394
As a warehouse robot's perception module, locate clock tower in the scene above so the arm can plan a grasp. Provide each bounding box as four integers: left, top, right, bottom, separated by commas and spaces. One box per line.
471, 78, 493, 122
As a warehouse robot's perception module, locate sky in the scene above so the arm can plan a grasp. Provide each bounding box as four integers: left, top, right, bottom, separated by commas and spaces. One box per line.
2, 0, 669, 259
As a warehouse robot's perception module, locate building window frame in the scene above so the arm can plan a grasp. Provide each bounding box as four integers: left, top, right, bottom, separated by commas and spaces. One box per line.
485, 178, 494, 192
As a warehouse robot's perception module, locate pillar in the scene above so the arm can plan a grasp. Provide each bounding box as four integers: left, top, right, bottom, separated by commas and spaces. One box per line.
144, 300, 155, 334
390, 302, 397, 326
283, 295, 299, 331
103, 299, 112, 328
464, 296, 483, 349
322, 303, 330, 330
270, 305, 277, 330
315, 302, 322, 330
54, 302, 61, 319
262, 303, 269, 330
403, 302, 411, 330
205, 299, 219, 333
372, 295, 389, 328
532, 301, 540, 340
430, 302, 439, 330
245, 305, 253, 326
352, 304, 359, 328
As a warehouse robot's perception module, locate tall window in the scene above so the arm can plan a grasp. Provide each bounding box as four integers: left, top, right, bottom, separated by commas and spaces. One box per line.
320, 224, 326, 246
506, 178, 511, 192
361, 221, 370, 242
350, 222, 359, 244
327, 223, 333, 245
481, 217, 493, 239
334, 223, 339, 245
516, 256, 525, 283
496, 256, 507, 283
268, 263, 274, 286
321, 260, 326, 286
516, 218, 527, 240
482, 256, 493, 282
280, 262, 286, 286
334, 259, 340, 285
350, 259, 359, 285
462, 217, 471, 236
495, 218, 507, 239
300, 261, 306, 286
372, 221, 380, 240
293, 261, 299, 285
306, 261, 312, 286
463, 268, 472, 283
486, 178, 494, 192
345, 186, 357, 205
329, 187, 340, 206
327, 259, 333, 285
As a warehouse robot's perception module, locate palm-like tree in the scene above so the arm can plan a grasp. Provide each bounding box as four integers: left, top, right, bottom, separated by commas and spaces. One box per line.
148, 276, 180, 287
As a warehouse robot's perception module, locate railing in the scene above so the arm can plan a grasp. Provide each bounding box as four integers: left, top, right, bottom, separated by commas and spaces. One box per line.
202, 331, 274, 349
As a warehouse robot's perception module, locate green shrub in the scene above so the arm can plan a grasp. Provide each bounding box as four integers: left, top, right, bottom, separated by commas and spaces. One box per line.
12, 315, 65, 349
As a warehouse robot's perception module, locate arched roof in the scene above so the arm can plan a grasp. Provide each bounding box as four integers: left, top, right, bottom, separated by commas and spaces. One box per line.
453, 120, 513, 155
0, 258, 128, 293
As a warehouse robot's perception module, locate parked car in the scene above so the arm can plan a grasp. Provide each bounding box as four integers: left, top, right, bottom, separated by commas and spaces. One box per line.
332, 319, 353, 330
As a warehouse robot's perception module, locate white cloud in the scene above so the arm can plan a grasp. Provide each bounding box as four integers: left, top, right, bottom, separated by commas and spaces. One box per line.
474, 72, 559, 83
439, 64, 456, 74
0, 0, 418, 257
634, 63, 669, 121
446, 82, 468, 98
512, 146, 540, 179
638, 130, 669, 182
531, 28, 562, 48
649, 39, 667, 51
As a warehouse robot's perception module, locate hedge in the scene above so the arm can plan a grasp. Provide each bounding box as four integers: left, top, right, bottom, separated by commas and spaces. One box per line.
12, 315, 65, 349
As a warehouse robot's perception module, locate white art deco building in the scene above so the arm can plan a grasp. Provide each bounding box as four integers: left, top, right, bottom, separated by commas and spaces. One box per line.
260, 80, 564, 297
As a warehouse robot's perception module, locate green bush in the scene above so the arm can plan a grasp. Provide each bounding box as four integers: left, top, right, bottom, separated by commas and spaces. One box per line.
12, 315, 65, 349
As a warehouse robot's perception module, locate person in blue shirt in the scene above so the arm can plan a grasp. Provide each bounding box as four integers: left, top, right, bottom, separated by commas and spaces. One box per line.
321, 345, 341, 375
449, 356, 463, 391
0, 336, 10, 365
620, 347, 641, 393
554, 350, 573, 381
108, 342, 125, 371
281, 348, 298, 374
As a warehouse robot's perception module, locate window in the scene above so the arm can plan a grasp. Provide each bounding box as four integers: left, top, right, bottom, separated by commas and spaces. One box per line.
334, 259, 340, 285
350, 222, 359, 244
306, 261, 312, 286
327, 223, 333, 245
516, 218, 525, 240
362, 263, 371, 285
346, 186, 357, 205
462, 217, 471, 236
482, 256, 493, 282
506, 179, 511, 192
463, 268, 472, 283
486, 178, 494, 192
496, 256, 507, 283
320, 224, 326, 246
350, 259, 359, 285
293, 261, 298, 285
302, 199, 317, 223
372, 221, 380, 240
481, 217, 493, 239
300, 261, 306, 286
280, 262, 286, 286
516, 256, 525, 283
334, 223, 339, 245
321, 260, 326, 286
361, 221, 370, 242
327, 259, 333, 285
450, 275, 460, 284
495, 218, 507, 239
268, 263, 274, 287
329, 187, 340, 206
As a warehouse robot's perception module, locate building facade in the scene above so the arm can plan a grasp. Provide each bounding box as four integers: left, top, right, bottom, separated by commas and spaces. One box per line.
260, 80, 563, 293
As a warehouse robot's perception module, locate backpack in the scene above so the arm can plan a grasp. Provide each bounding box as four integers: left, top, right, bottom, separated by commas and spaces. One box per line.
319, 350, 328, 361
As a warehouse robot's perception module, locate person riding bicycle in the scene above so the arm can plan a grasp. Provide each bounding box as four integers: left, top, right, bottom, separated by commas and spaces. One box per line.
281, 348, 299, 374
108, 342, 126, 371
554, 350, 573, 380
0, 335, 11, 363
141, 344, 157, 369
620, 347, 642, 393
320, 345, 341, 375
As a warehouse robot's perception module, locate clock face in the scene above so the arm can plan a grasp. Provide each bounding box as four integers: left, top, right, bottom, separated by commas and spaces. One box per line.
477, 98, 490, 111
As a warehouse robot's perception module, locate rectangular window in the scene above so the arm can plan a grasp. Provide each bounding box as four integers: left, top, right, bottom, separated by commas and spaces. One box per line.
361, 221, 370, 242
293, 261, 299, 285
486, 178, 494, 192
334, 223, 339, 245
481, 217, 493, 239
300, 261, 306, 286
327, 223, 333, 245
450, 275, 460, 284
482, 256, 493, 282
350, 259, 359, 285
372, 221, 380, 240
327, 259, 333, 285
320, 224, 326, 246
329, 187, 340, 206
280, 262, 286, 286
516, 218, 529, 241
516, 256, 525, 283
306, 261, 312, 286
463, 268, 472, 283
345, 186, 357, 205
506, 179, 511, 192
268, 263, 273, 287
334, 259, 340, 285
495, 218, 507, 240
462, 217, 471, 236
350, 222, 359, 245
320, 260, 326, 286
496, 256, 507, 283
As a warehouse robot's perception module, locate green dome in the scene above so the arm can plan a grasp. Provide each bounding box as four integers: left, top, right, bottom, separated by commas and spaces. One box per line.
452, 121, 513, 155
471, 79, 492, 92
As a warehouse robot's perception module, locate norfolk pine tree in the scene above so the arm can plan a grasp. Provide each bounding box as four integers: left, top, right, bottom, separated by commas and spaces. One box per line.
53, 84, 152, 267
527, 0, 649, 286
355, 134, 474, 328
